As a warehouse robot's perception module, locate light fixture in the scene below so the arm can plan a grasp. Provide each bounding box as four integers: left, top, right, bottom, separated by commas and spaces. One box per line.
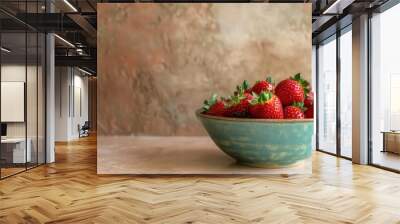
54, 34, 75, 48
323, 0, 341, 14
76, 48, 86, 56
322, 0, 354, 15
1, 47, 11, 53
63, 0, 78, 12
78, 67, 93, 76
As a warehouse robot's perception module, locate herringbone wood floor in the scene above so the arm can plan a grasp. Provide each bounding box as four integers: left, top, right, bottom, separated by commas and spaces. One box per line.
1, 136, 400, 224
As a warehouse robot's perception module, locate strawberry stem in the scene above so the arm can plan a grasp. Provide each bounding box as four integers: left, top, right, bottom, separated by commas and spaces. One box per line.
292, 101, 306, 111
266, 76, 274, 85
258, 91, 272, 103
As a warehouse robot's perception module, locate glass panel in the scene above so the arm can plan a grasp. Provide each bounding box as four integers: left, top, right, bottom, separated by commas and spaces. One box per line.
27, 31, 38, 169
1, 31, 28, 177
371, 4, 400, 171
318, 37, 337, 154
340, 28, 352, 158
0, 1, 46, 179
26, 0, 39, 169
38, 33, 45, 165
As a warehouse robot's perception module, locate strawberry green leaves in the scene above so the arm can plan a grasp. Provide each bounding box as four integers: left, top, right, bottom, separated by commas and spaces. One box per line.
203, 94, 218, 111
291, 73, 310, 95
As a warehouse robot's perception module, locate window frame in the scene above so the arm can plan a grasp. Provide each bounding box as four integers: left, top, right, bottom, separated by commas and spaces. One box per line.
315, 24, 353, 161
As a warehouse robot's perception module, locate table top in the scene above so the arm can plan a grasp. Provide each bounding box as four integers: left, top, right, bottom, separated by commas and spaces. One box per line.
381, 131, 400, 134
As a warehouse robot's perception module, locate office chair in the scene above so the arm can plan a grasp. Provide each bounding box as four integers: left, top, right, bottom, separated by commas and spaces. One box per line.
79, 121, 90, 138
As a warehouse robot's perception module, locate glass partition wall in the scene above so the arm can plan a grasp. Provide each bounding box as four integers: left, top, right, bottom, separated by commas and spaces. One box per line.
370, 3, 400, 171
317, 35, 337, 155
0, 4, 46, 179
316, 26, 353, 159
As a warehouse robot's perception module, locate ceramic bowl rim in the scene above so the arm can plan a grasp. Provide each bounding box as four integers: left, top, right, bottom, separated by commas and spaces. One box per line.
196, 109, 313, 123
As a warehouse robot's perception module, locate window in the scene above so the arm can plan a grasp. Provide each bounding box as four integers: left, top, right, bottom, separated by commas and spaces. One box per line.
340, 28, 352, 158
370, 3, 400, 171
317, 36, 337, 154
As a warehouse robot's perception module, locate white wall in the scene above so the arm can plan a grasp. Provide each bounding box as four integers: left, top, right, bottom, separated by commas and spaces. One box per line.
55, 67, 89, 141
55, 67, 70, 141
71, 73, 89, 138
1, 65, 40, 137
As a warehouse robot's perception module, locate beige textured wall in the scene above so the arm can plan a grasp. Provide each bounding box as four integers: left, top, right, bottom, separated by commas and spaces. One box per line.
98, 3, 311, 136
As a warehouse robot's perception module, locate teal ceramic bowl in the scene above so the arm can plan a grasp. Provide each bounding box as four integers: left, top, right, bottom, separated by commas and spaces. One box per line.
196, 109, 314, 168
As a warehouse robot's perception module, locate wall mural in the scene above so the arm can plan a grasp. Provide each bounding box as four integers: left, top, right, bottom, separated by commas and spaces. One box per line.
98, 3, 311, 136
97, 3, 312, 174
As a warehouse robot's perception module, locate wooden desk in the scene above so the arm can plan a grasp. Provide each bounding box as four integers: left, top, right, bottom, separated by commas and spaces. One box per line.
382, 131, 400, 154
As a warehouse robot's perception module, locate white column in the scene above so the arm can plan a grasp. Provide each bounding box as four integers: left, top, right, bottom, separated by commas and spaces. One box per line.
352, 14, 369, 164
46, 32, 55, 163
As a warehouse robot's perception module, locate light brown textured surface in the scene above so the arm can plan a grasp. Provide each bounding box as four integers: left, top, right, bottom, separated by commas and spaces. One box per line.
97, 136, 311, 174
1, 136, 400, 223
97, 3, 311, 136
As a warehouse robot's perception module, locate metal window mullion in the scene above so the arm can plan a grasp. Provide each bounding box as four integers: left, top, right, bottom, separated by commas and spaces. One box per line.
0, 24, 2, 179
316, 44, 320, 150
44, 32, 47, 165
36, 4, 39, 167
367, 11, 373, 165
336, 28, 342, 157
25, 0, 28, 171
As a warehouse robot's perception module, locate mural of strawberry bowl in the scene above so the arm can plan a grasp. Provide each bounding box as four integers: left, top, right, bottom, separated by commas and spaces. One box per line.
197, 74, 314, 168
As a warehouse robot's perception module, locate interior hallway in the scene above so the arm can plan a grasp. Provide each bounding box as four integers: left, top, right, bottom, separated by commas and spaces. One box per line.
1, 136, 400, 223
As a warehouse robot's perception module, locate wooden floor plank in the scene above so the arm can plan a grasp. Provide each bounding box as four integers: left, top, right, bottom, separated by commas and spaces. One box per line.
0, 135, 400, 223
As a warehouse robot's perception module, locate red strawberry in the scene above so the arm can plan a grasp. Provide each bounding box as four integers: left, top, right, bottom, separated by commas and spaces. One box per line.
226, 84, 253, 117
304, 91, 314, 107
275, 73, 310, 106
249, 92, 284, 119
284, 102, 305, 119
304, 106, 313, 118
203, 94, 226, 116
249, 77, 274, 94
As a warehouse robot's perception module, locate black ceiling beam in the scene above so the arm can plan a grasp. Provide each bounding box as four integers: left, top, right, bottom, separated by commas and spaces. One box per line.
86, 0, 97, 12
55, 55, 96, 72
0, 18, 27, 32
55, 47, 97, 57
67, 13, 97, 45
12, 13, 84, 32
312, 14, 352, 44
